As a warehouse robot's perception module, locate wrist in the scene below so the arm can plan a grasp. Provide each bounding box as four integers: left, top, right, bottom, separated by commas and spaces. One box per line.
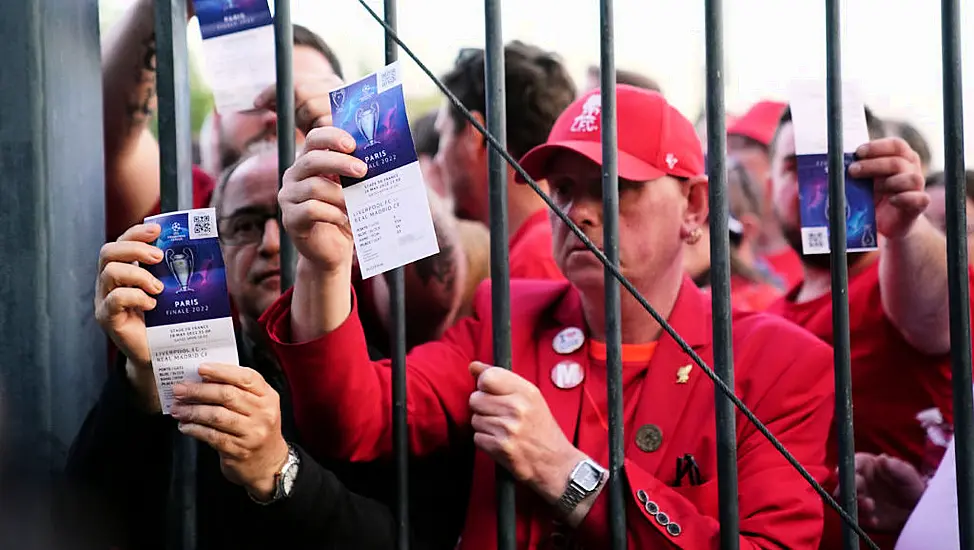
536, 446, 590, 504
292, 257, 353, 342
124, 358, 161, 413
246, 439, 291, 502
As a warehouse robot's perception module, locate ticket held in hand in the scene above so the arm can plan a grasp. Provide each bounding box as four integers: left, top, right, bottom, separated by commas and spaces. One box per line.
194, 0, 276, 114
143, 208, 239, 414
790, 80, 878, 255
328, 61, 440, 279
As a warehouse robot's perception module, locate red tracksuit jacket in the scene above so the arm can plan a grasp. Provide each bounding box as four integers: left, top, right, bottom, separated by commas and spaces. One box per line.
261, 278, 835, 549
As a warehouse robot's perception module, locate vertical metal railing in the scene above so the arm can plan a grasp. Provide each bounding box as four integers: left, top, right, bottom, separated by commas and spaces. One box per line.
703, 0, 739, 548
383, 1, 410, 548
597, 1, 625, 548
482, 1, 516, 549
139, 0, 974, 548
823, 1, 859, 548
274, 0, 296, 289
154, 0, 197, 549
941, 1, 974, 548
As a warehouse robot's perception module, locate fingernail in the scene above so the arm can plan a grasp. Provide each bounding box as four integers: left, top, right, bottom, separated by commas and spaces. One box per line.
354, 161, 368, 176
172, 384, 186, 397
849, 162, 861, 175
177, 422, 188, 432
153, 279, 165, 293
341, 137, 356, 150
856, 144, 868, 156
151, 249, 164, 261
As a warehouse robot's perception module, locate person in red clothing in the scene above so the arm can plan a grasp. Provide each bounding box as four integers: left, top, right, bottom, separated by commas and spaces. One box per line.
685, 159, 783, 312
727, 100, 805, 289
765, 105, 966, 549
434, 43, 576, 280
264, 85, 837, 549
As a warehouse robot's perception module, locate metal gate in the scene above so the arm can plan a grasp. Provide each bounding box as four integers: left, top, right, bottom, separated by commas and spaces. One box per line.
0, 0, 967, 549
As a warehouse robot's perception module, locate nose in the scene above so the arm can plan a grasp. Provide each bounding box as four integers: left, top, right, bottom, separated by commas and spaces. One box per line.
564, 193, 601, 230
258, 217, 281, 256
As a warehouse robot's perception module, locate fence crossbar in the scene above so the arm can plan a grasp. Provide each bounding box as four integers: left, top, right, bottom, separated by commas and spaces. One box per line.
354, 0, 878, 547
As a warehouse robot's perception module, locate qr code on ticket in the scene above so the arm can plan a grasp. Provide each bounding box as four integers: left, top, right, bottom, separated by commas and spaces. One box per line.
190, 210, 218, 240
380, 65, 398, 88
801, 227, 829, 254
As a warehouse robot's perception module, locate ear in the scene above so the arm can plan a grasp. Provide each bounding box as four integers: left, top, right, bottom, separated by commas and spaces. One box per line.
464, 111, 488, 159
681, 175, 710, 237
739, 212, 762, 248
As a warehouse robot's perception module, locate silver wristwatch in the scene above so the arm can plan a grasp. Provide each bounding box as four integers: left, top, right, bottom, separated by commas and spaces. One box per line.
556, 458, 607, 517
250, 444, 301, 505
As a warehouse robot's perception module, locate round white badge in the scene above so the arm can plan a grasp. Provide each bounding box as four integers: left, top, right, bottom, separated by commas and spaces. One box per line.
552, 360, 585, 390
552, 327, 585, 355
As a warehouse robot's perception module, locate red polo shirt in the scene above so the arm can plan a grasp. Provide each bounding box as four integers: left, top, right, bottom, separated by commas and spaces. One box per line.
767, 256, 960, 550
509, 209, 564, 281
764, 247, 805, 290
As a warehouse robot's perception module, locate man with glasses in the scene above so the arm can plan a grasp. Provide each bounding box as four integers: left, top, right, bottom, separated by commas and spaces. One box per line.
69, 144, 469, 549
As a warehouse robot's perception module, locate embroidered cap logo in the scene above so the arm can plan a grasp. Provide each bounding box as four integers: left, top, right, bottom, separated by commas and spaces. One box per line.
570, 94, 602, 133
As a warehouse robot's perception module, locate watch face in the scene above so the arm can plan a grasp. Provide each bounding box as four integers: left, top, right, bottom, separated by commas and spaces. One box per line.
281, 461, 299, 495
576, 462, 602, 492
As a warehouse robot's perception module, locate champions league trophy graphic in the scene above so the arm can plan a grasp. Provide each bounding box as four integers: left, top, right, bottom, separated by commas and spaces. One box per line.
861, 225, 877, 247
166, 247, 196, 293
355, 84, 381, 148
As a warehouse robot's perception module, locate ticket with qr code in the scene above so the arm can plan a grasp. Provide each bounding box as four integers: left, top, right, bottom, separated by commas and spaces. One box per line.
142, 208, 239, 414
194, 0, 276, 114
328, 61, 440, 279
790, 80, 877, 255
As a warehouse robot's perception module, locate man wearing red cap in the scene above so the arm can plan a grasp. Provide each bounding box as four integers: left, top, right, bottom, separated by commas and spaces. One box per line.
727, 100, 805, 289
264, 85, 836, 548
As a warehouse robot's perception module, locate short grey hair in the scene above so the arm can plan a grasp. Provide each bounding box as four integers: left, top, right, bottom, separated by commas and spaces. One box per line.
210, 141, 288, 216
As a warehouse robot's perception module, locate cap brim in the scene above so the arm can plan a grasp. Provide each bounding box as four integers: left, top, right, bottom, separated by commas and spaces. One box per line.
515, 140, 666, 184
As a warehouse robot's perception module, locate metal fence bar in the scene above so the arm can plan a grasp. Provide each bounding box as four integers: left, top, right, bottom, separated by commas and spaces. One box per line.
703, 0, 739, 547
274, 0, 296, 289
154, 0, 197, 548
597, 0, 625, 547
483, 1, 516, 549
381, 1, 410, 548
354, 4, 877, 545
823, 1, 858, 548
941, 0, 974, 547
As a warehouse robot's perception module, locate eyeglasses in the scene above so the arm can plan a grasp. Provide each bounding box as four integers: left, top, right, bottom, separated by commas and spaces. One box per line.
219, 209, 280, 246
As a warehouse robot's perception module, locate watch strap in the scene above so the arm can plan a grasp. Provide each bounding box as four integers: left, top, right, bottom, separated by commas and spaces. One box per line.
248, 444, 299, 505
555, 458, 606, 518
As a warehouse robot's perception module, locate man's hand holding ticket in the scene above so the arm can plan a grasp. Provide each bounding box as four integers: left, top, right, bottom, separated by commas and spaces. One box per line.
141, 208, 240, 414
791, 81, 878, 255
325, 61, 440, 279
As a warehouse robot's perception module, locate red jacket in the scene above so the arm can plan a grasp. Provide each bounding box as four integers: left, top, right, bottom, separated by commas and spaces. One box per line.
262, 278, 835, 549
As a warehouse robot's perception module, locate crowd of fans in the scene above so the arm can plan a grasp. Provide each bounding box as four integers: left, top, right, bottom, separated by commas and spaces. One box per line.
58, 0, 974, 548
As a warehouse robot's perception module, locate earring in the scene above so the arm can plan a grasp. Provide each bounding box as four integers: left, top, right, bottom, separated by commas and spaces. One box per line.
685, 227, 703, 245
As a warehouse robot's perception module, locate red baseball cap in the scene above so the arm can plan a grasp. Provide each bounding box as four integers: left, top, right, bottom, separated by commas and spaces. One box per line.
517, 85, 705, 183
727, 100, 787, 147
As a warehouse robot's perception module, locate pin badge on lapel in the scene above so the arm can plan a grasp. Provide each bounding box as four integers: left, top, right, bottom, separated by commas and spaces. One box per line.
551, 360, 584, 390
676, 364, 693, 384
552, 327, 585, 355
635, 424, 663, 452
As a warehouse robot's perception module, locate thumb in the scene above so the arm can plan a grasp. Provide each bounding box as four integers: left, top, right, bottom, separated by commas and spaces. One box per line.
469, 361, 492, 379
254, 84, 278, 111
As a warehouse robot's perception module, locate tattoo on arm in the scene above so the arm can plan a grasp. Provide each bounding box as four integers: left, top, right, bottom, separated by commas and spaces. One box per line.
415, 234, 458, 290
125, 34, 157, 129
